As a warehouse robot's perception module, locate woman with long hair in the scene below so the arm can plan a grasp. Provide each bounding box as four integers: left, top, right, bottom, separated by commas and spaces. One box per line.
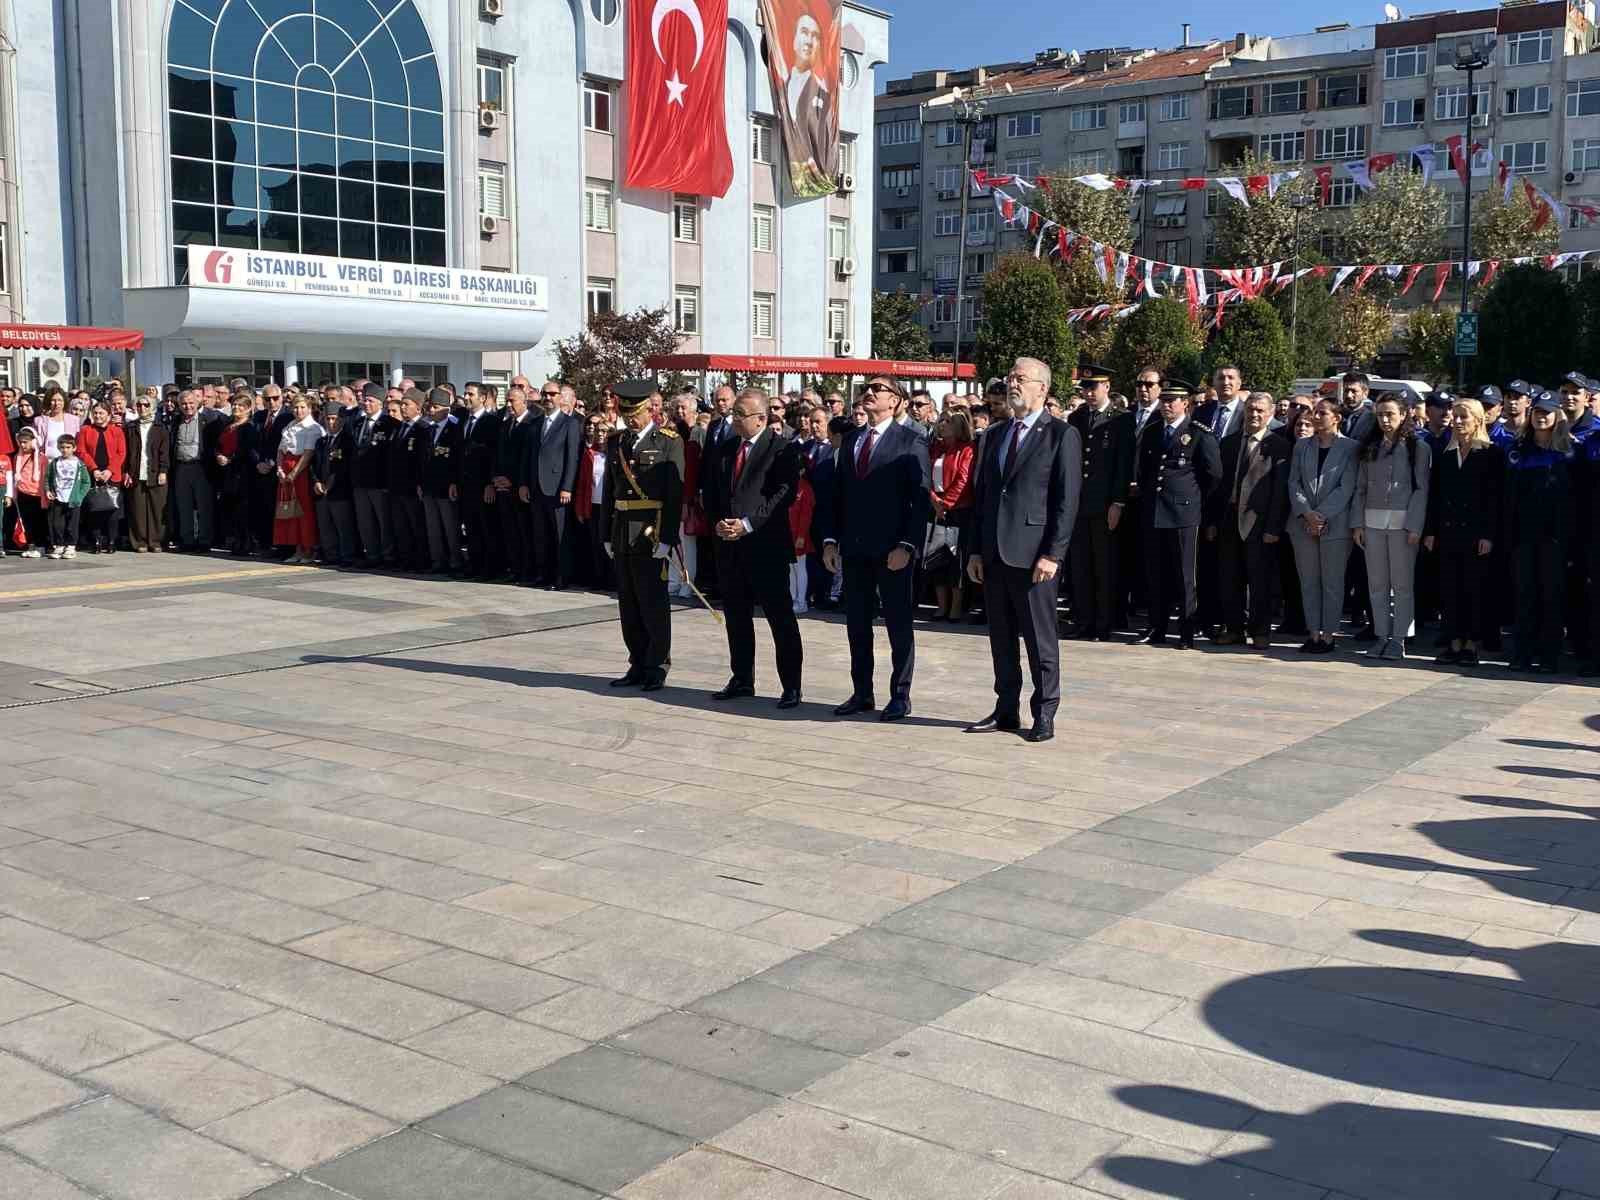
1505, 391, 1574, 673
1352, 394, 1431, 660
1286, 397, 1358, 654
75, 400, 128, 553
272, 395, 324, 564
928, 407, 975, 621
1426, 399, 1503, 667
215, 394, 260, 555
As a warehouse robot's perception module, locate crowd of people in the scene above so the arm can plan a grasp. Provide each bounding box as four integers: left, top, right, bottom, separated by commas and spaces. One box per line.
1, 360, 1597, 687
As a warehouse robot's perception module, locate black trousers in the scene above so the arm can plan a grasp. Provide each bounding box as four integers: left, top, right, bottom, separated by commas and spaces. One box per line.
578, 516, 613, 590
1069, 510, 1117, 634
492, 492, 529, 580
1119, 506, 1146, 623
47, 505, 80, 550
1144, 524, 1200, 637
389, 493, 426, 570
718, 542, 803, 692
843, 553, 915, 702
1438, 540, 1489, 645
985, 558, 1062, 724
1277, 538, 1306, 632
1515, 538, 1566, 666
1217, 522, 1277, 636
618, 551, 671, 673
531, 495, 571, 585
1344, 542, 1372, 624
1565, 545, 1592, 658
250, 471, 277, 549
461, 484, 498, 577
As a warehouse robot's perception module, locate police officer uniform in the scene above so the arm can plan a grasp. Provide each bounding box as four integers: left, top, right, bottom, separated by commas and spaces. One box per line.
1565, 373, 1599, 667
1507, 389, 1575, 673
1066, 364, 1135, 640
602, 379, 685, 691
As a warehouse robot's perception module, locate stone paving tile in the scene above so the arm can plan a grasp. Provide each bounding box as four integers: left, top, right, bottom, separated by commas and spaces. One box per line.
757, 951, 979, 1024
690, 980, 917, 1056
517, 984, 668, 1041
0, 1150, 100, 1200
403, 1011, 586, 1078
200, 1088, 395, 1171
142, 882, 343, 944
611, 1011, 849, 1095
0, 974, 70, 1024
0, 1003, 168, 1073
83, 1042, 297, 1128
816, 926, 1022, 992
380, 948, 574, 1014
617, 1148, 862, 1199
324, 888, 580, 966
0, 863, 156, 940
306, 1127, 598, 1200
0, 1097, 283, 1200
284, 923, 440, 972
0, 1050, 90, 1129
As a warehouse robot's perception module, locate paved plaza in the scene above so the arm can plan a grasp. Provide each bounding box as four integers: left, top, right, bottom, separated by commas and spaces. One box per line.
0, 553, 1596, 1200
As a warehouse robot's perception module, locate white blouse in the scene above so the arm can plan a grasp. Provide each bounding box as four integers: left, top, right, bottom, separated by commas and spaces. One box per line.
278, 418, 325, 458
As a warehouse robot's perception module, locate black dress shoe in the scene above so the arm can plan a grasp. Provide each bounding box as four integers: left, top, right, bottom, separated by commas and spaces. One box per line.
1024, 723, 1055, 743
1136, 629, 1166, 646
1177, 634, 1196, 650
833, 695, 876, 716
879, 698, 911, 722
640, 672, 667, 692
712, 680, 755, 701
776, 689, 803, 710
1354, 624, 1378, 643
965, 712, 1021, 733
609, 671, 644, 688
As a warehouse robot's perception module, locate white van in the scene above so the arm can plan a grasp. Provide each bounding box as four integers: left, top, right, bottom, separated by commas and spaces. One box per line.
1292, 376, 1435, 401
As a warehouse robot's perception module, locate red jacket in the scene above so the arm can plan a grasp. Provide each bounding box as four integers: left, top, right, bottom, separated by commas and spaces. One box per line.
76, 422, 127, 482
933, 439, 975, 512
788, 475, 816, 557
574, 445, 600, 521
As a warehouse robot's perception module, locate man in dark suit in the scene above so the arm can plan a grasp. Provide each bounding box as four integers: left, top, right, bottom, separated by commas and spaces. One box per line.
1207, 392, 1291, 649
1066, 364, 1135, 641
251, 385, 294, 555
820, 376, 930, 722
1135, 379, 1223, 648
418, 387, 464, 574
493, 385, 538, 583
348, 383, 394, 566
521, 381, 582, 589
1192, 365, 1246, 634
458, 382, 502, 579
386, 389, 428, 571
966, 357, 1083, 743
701, 389, 806, 708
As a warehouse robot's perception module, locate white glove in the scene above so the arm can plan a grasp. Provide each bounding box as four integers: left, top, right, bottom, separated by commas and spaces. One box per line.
652, 542, 672, 560
603, 543, 614, 559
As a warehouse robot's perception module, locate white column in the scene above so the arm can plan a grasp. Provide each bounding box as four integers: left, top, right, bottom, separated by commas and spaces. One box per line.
390, 353, 405, 387
447, 0, 480, 271
283, 349, 300, 387
118, 0, 172, 287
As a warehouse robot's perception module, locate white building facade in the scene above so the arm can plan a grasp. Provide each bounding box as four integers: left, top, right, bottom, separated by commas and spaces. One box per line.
4, 0, 888, 392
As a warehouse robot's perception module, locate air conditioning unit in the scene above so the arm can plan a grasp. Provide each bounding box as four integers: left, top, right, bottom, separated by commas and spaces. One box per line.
895, 186, 912, 197
479, 213, 501, 236
29, 351, 72, 393
479, 0, 503, 18
835, 338, 855, 356
936, 188, 959, 200
79, 355, 106, 384
1567, 170, 1583, 185
837, 172, 856, 193
838, 256, 857, 278
479, 105, 501, 132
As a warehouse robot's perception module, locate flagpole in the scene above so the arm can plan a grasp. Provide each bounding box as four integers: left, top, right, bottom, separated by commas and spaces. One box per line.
1454, 39, 1492, 390
948, 94, 985, 391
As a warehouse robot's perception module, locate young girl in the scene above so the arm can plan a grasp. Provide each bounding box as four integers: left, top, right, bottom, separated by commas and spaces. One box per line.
10, 427, 46, 557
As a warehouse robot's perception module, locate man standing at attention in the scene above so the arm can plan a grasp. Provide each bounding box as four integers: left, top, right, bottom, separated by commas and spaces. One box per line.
966, 357, 1082, 744
820, 376, 930, 722
1066, 364, 1134, 641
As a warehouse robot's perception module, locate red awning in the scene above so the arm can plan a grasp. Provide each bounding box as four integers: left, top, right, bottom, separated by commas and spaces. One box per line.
645, 354, 976, 380
0, 324, 145, 351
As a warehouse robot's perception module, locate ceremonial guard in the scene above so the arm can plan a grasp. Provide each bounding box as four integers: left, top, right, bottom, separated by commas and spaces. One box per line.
1066, 364, 1135, 641
1135, 379, 1222, 648
602, 379, 685, 692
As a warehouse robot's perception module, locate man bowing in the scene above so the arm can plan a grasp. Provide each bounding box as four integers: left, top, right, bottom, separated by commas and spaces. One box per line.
967, 357, 1082, 744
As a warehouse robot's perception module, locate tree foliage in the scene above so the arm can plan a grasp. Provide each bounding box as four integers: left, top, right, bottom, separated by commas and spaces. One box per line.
1032, 172, 1132, 366
552, 306, 681, 404
871, 289, 934, 361
1574, 271, 1600, 378
1107, 298, 1204, 391
1269, 275, 1334, 380
972, 254, 1078, 391
1330, 292, 1395, 369
1210, 150, 1324, 268
1203, 298, 1294, 398
1471, 185, 1563, 261
1476, 263, 1578, 389
1405, 307, 1458, 386
1339, 168, 1449, 269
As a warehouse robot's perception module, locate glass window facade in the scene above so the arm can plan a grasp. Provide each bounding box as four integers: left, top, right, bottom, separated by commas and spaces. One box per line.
167, 0, 448, 272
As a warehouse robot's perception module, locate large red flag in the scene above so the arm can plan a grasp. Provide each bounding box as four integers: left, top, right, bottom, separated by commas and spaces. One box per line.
625, 0, 733, 197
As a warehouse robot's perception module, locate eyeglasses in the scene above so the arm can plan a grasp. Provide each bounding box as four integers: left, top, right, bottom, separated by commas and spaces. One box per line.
1135, 380, 1161, 388
863, 383, 897, 396
1006, 373, 1044, 385
541, 390, 560, 398
135, 401, 152, 408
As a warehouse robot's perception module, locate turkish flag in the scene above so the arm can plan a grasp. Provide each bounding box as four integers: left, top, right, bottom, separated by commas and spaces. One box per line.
625, 0, 733, 197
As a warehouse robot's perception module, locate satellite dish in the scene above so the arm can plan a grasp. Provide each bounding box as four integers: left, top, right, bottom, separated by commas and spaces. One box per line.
1383, 3, 1402, 20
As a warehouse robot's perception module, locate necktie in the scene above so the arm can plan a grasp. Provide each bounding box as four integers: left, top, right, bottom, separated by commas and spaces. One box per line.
855, 427, 877, 478
1214, 405, 1227, 436
1163, 423, 1175, 449
733, 440, 749, 484
1005, 421, 1022, 472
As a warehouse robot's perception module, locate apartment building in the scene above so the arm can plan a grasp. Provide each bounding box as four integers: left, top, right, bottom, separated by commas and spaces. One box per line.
13, 0, 888, 393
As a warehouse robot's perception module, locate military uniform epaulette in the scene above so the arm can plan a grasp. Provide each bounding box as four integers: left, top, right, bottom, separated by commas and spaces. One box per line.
657, 427, 679, 439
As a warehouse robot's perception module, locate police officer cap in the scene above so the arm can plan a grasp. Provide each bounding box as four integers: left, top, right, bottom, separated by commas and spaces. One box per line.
427, 386, 452, 408
361, 381, 385, 401
612, 378, 656, 412
1532, 389, 1562, 412
1505, 379, 1531, 396
1428, 389, 1455, 408
1475, 385, 1502, 407
1563, 371, 1589, 390
1160, 379, 1197, 399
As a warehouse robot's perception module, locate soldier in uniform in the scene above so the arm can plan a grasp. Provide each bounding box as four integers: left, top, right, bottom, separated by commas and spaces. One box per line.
1134, 378, 1222, 648
1066, 363, 1136, 641
602, 379, 685, 692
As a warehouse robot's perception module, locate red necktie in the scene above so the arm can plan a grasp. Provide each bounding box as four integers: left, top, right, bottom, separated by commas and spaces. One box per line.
733, 440, 749, 484
855, 427, 877, 478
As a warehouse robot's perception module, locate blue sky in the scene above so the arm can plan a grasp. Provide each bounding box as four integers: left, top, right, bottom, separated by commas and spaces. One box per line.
872, 0, 1381, 84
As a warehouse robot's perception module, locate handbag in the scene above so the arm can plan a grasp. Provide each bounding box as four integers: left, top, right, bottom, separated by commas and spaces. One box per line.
85, 485, 120, 514
274, 477, 301, 521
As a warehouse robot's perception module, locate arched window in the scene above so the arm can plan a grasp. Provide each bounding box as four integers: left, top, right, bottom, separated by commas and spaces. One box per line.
167, 0, 447, 274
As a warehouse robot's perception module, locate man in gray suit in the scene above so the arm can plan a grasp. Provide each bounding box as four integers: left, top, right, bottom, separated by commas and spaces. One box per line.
966, 357, 1083, 744
520, 381, 582, 588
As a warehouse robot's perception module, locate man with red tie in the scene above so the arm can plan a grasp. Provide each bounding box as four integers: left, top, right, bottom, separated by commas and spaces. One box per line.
820, 377, 931, 722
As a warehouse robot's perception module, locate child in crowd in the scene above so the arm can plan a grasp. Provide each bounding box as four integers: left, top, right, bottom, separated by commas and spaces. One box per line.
10, 426, 46, 558
45, 433, 89, 559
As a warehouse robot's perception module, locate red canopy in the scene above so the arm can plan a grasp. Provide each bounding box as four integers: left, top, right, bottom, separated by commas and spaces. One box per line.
645, 353, 976, 380
0, 324, 145, 351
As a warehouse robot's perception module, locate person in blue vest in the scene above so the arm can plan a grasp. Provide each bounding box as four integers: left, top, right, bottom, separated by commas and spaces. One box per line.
1506, 390, 1576, 674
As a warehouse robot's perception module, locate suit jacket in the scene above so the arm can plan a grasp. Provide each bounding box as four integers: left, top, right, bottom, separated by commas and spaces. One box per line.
419, 415, 463, 499
349, 411, 393, 490
1210, 428, 1291, 542
1287, 434, 1359, 540
1135, 417, 1222, 530
497, 409, 538, 488
386, 419, 424, 496
702, 429, 805, 566
458, 408, 502, 492
1194, 397, 1246, 441
254, 407, 294, 462
314, 421, 356, 500
826, 421, 930, 559
971, 411, 1082, 569
1425, 442, 1503, 550
1068, 404, 1136, 515
526, 409, 582, 499
123, 421, 171, 485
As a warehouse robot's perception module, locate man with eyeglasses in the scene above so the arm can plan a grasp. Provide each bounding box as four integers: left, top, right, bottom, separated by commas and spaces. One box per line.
966, 357, 1081, 744
1066, 364, 1135, 642
520, 381, 582, 589
821, 376, 930, 722
124, 390, 170, 552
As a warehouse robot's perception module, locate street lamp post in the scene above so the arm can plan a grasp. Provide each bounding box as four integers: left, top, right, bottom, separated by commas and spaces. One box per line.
947, 94, 986, 389
1454, 37, 1493, 389
1288, 193, 1314, 373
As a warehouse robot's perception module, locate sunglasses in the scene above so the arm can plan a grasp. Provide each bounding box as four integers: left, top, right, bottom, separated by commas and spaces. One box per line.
541, 390, 560, 398
864, 383, 896, 395
1136, 380, 1161, 388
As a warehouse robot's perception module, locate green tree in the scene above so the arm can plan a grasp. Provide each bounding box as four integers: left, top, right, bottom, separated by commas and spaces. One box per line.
1032, 173, 1134, 366
972, 254, 1078, 391
1405, 307, 1457, 386
871, 289, 933, 360
1107, 297, 1204, 391
1330, 291, 1395, 369
1203, 298, 1294, 398
552, 305, 681, 404
1210, 150, 1325, 268
1471, 185, 1563, 261
1574, 271, 1600, 377
1476, 263, 1577, 389
1269, 274, 1334, 380
1339, 167, 1450, 270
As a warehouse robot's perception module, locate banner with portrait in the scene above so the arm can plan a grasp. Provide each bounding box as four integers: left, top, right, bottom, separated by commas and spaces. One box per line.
756, 0, 841, 198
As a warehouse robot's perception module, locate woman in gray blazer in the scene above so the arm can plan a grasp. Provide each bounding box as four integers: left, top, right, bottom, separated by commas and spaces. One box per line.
1353, 394, 1432, 660
1287, 398, 1359, 653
